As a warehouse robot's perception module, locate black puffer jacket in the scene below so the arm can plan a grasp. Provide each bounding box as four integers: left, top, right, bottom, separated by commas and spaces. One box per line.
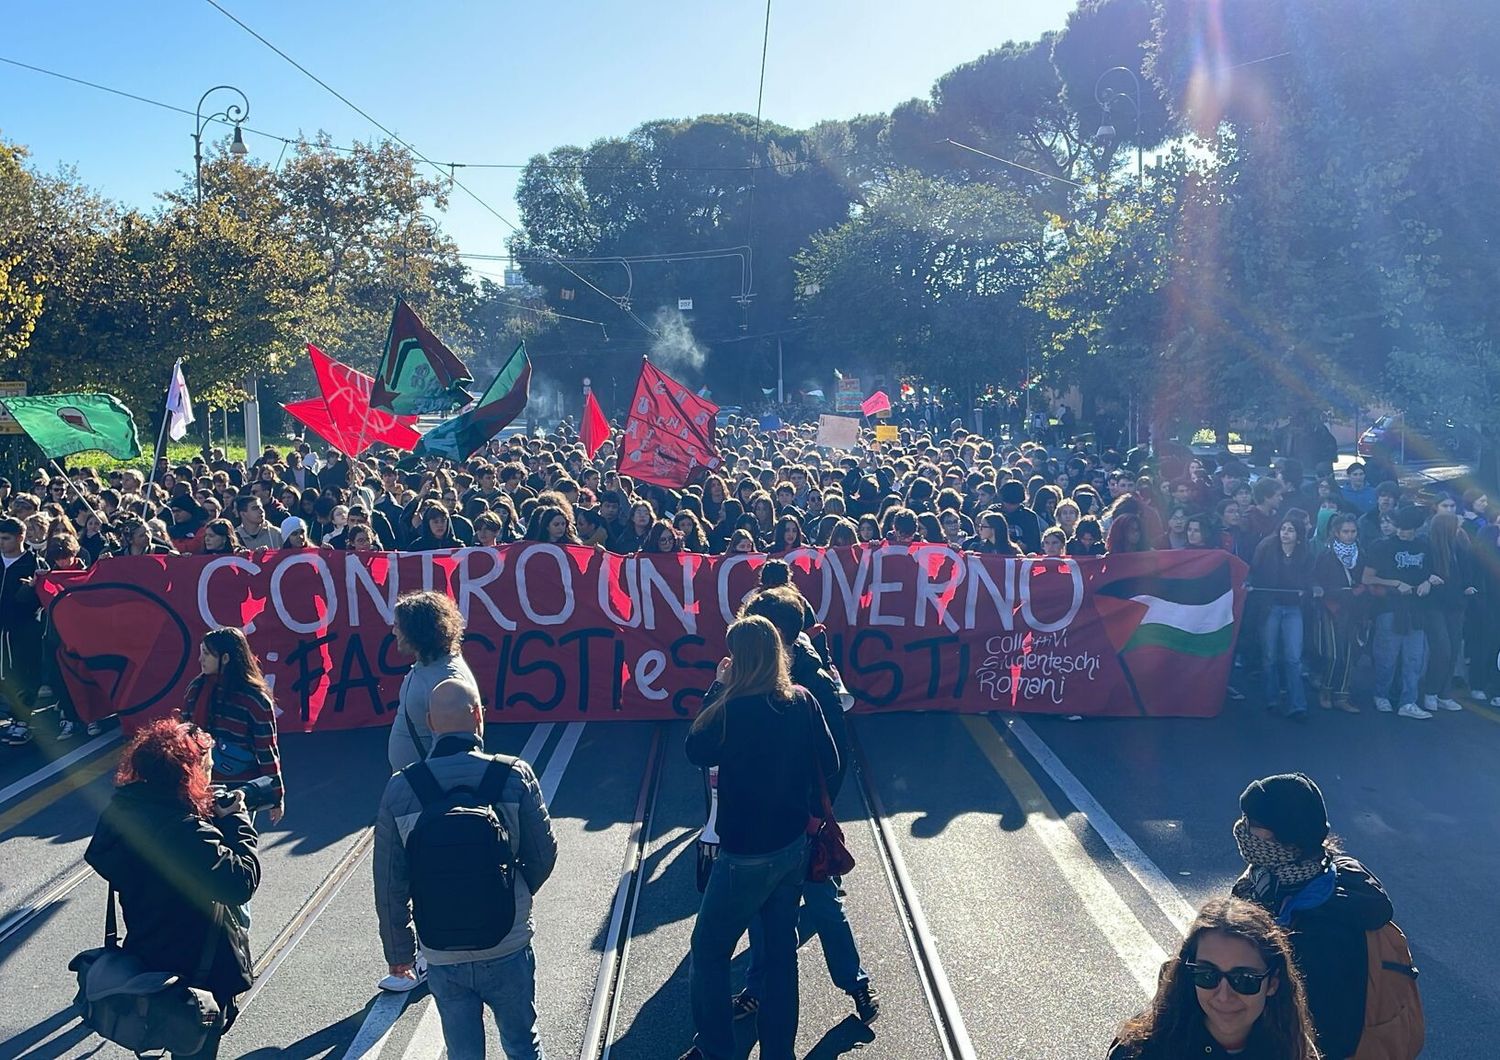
1237, 855, 1394, 1060
84, 781, 260, 1003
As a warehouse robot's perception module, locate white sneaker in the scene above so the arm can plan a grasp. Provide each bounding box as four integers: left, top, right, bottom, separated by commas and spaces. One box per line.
1491, 695, 1500, 707
55, 720, 76, 741
1374, 697, 1394, 713
1398, 703, 1433, 719
1435, 697, 1464, 712
1471, 690, 1488, 701
377, 955, 427, 992
1422, 695, 1439, 711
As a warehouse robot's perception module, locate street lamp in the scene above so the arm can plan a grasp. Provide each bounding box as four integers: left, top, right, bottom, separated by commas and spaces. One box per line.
1094, 66, 1143, 184
194, 85, 251, 206
399, 214, 440, 280
192, 86, 257, 460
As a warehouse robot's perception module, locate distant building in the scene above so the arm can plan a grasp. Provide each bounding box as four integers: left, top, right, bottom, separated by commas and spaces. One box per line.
504, 267, 527, 288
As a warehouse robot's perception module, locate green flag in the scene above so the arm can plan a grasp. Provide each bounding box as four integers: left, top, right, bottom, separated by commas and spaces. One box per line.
414, 343, 532, 461
0, 393, 142, 460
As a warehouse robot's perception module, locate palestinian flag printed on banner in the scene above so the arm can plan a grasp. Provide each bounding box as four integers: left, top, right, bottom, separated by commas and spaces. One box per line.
1091, 551, 1247, 715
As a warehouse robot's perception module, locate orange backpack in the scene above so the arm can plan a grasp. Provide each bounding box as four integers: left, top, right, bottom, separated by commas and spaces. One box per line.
1353, 921, 1424, 1060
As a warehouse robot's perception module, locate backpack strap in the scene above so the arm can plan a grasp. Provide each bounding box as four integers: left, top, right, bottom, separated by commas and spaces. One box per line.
104, 886, 120, 948
401, 761, 445, 808
476, 756, 516, 807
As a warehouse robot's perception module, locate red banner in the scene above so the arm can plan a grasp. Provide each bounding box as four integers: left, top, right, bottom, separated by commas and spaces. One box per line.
37, 547, 1245, 732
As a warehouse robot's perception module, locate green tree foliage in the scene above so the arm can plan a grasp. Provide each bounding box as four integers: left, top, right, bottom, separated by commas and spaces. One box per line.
796, 171, 1045, 399
510, 113, 859, 391
1149, 0, 1500, 459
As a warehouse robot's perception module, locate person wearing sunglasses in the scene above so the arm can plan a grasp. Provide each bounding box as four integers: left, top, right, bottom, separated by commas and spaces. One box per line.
1109, 897, 1318, 1059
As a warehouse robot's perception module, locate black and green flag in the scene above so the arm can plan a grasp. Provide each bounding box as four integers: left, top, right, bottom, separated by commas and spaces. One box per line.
414, 343, 532, 461
370, 298, 474, 415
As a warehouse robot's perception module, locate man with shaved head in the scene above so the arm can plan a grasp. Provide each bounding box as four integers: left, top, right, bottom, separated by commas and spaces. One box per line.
374, 678, 557, 1059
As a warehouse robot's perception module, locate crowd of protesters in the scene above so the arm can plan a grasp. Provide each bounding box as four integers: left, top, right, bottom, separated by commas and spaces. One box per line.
2, 403, 1433, 1058
0, 408, 1493, 745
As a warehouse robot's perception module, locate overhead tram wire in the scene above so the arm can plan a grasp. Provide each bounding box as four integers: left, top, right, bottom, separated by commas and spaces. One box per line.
0, 55, 860, 176
739, 0, 774, 325
200, 0, 662, 339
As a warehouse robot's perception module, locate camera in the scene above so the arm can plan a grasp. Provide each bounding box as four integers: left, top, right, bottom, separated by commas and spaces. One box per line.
211, 775, 278, 813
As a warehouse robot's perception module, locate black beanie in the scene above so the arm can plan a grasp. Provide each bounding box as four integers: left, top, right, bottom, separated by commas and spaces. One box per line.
1239, 773, 1329, 852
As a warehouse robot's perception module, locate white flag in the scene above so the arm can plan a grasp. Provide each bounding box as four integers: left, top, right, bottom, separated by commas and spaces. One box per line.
166, 361, 194, 441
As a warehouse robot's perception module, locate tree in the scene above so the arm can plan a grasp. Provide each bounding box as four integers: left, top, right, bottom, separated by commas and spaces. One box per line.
511, 114, 858, 398
1149, 0, 1500, 474
795, 171, 1045, 402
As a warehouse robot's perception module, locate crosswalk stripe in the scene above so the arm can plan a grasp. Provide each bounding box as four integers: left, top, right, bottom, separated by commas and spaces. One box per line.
961, 715, 1167, 995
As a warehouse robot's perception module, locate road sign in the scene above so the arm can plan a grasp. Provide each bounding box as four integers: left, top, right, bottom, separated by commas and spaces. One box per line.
0, 382, 27, 435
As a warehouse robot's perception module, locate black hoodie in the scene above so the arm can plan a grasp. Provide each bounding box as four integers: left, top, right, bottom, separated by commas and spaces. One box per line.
1236, 854, 1394, 1059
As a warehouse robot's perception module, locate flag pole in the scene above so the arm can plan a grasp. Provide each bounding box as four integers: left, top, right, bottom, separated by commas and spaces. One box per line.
143, 358, 179, 500
49, 459, 104, 526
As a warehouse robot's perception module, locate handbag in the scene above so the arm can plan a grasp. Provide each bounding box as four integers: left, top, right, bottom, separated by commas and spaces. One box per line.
802, 693, 855, 882
68, 887, 225, 1057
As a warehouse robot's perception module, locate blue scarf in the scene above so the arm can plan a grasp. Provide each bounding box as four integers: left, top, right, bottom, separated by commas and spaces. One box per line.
1276, 864, 1338, 927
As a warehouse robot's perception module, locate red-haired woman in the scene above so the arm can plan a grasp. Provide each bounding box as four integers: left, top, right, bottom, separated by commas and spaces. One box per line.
85, 718, 260, 1059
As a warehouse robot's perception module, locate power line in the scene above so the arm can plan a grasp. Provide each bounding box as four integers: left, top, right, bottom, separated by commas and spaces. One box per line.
944, 138, 1087, 189
200, 0, 662, 338
741, 0, 774, 309
0, 54, 861, 175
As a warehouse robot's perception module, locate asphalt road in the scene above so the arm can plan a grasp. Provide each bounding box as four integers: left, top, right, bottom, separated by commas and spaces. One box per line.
1, 676, 1493, 1059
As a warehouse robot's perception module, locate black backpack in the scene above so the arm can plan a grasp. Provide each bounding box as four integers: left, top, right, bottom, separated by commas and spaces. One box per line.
401, 756, 519, 951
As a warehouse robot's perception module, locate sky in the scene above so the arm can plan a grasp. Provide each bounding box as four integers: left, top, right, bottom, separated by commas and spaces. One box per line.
3, 0, 1079, 273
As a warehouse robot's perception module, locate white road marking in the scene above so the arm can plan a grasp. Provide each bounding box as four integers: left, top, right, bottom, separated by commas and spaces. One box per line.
0, 729, 121, 807
963, 716, 1166, 995
397, 997, 445, 1060
517, 722, 555, 770
537, 721, 584, 804
1006, 717, 1197, 933
342, 990, 410, 1059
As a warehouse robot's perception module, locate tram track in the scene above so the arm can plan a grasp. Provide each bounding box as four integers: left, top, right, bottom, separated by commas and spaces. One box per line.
849, 719, 977, 1060
582, 722, 666, 1060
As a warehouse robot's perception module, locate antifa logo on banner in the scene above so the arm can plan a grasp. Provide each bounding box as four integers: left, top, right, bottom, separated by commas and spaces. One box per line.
50, 582, 193, 717
39, 547, 1247, 733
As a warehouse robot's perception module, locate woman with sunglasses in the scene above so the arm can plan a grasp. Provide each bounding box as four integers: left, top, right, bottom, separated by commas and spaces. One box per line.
1108, 897, 1318, 1059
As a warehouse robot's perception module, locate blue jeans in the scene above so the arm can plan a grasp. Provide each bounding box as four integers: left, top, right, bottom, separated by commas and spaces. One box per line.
690, 834, 808, 1060
425, 945, 545, 1060
1372, 610, 1428, 706
1261, 604, 1307, 713
745, 876, 869, 999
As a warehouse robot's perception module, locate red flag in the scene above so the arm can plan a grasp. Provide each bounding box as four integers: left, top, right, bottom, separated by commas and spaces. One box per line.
861, 391, 892, 417
580, 391, 611, 459
617, 360, 721, 487
288, 344, 421, 455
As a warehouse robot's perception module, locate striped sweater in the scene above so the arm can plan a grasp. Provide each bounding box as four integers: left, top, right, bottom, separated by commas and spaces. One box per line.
184, 673, 284, 811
